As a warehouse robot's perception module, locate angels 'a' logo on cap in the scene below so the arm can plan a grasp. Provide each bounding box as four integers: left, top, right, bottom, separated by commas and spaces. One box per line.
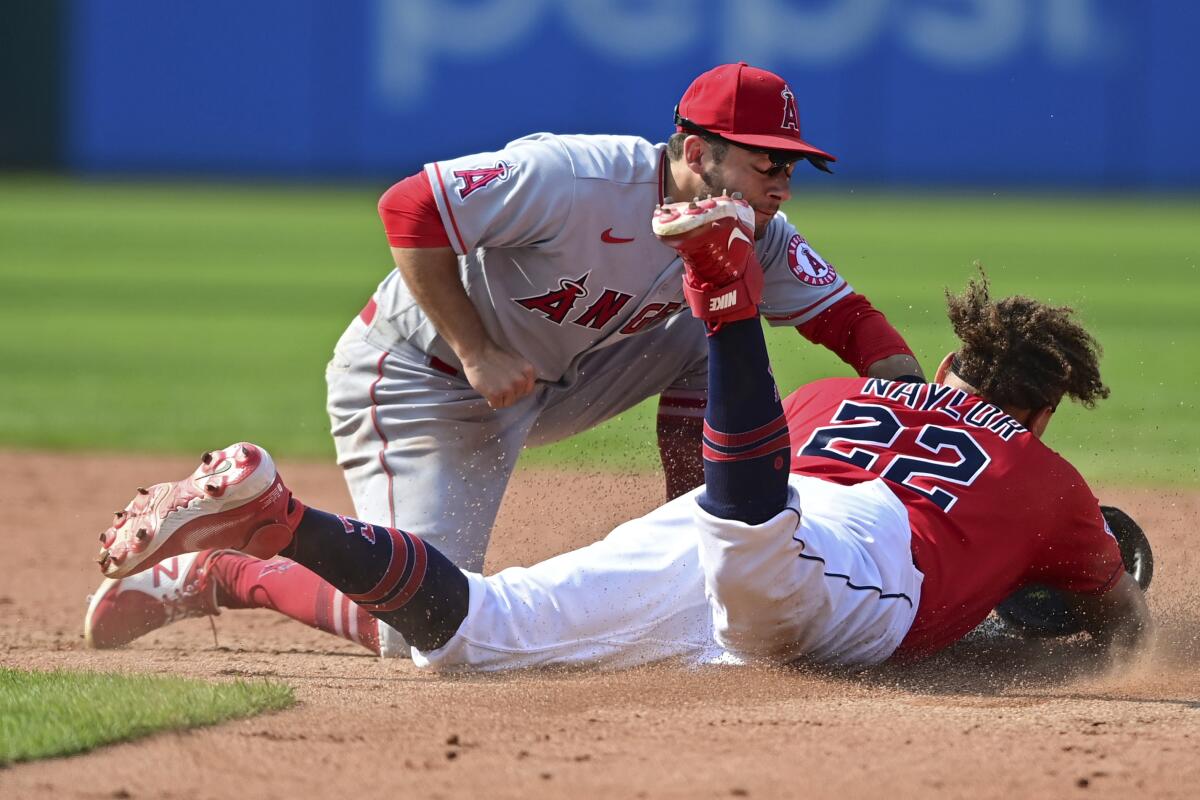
780, 86, 800, 132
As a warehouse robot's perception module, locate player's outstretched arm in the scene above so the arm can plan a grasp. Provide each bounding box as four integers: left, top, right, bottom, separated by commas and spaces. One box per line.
391, 246, 536, 409
1064, 572, 1153, 661
790, 293, 924, 381
865, 353, 925, 382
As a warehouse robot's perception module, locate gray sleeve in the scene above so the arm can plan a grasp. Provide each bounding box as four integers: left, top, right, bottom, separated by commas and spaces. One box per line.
424, 137, 577, 254
755, 213, 854, 326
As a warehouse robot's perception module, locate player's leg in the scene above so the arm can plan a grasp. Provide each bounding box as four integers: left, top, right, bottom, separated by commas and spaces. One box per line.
273, 495, 712, 667
695, 475, 922, 664
326, 317, 539, 572
692, 315, 791, 523
288, 501, 716, 668
267, 507, 467, 652
650, 197, 792, 524
652, 196, 920, 664
208, 554, 381, 653
92, 445, 710, 665
93, 445, 470, 653
85, 550, 382, 654
413, 492, 714, 671
528, 312, 709, 498
681, 313, 817, 661
687, 327, 918, 664
650, 195, 816, 660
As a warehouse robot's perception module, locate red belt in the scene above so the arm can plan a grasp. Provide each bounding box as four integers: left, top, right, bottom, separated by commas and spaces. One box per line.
358, 298, 459, 377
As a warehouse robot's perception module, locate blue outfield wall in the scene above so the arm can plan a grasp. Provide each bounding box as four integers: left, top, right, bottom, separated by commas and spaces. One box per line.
68, 0, 1200, 187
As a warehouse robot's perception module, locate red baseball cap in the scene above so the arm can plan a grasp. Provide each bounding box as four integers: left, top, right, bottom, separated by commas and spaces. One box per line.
675, 62, 836, 171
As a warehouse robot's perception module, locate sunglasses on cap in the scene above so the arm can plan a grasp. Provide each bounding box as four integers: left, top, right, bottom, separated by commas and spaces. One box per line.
674, 107, 834, 174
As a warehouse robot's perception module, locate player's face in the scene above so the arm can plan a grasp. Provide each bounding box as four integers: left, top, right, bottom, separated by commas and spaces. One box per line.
699, 144, 797, 238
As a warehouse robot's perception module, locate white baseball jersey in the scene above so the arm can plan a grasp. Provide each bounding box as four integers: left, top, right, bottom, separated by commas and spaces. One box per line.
365, 133, 854, 382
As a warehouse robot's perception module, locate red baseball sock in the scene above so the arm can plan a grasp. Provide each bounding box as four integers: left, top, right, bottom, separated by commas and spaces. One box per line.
208, 551, 380, 655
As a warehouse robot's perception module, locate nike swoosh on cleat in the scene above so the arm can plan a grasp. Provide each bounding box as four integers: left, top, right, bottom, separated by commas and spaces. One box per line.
601, 228, 635, 244
727, 227, 751, 248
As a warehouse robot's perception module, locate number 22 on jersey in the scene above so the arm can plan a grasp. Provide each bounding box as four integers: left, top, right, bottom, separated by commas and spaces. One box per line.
799, 400, 992, 512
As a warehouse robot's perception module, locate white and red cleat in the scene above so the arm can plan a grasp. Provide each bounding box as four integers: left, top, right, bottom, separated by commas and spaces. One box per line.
652, 192, 764, 329
85, 549, 226, 649
95, 443, 303, 579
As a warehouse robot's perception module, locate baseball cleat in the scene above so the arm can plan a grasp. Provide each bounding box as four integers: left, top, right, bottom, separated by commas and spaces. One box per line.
95, 443, 304, 579
85, 549, 225, 649
652, 192, 764, 328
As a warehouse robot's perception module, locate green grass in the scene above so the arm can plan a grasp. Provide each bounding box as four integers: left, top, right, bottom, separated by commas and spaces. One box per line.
0, 667, 294, 765
0, 177, 1196, 485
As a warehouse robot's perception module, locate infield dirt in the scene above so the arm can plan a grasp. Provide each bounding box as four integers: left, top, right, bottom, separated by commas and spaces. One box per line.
2, 450, 1198, 799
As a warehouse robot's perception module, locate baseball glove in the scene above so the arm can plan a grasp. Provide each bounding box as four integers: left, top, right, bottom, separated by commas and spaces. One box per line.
994, 505, 1154, 637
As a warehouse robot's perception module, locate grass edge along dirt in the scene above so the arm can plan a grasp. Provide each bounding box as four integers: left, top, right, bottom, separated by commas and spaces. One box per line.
0, 666, 295, 765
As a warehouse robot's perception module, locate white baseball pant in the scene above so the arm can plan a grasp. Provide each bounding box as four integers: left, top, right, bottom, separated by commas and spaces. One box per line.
380, 475, 923, 670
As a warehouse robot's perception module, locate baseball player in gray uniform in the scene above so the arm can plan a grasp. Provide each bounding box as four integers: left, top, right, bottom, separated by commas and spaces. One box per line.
87, 199, 1148, 670
328, 62, 923, 585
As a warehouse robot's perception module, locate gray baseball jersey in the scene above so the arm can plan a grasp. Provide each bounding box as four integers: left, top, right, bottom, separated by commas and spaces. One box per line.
330, 132, 862, 604
364, 133, 854, 380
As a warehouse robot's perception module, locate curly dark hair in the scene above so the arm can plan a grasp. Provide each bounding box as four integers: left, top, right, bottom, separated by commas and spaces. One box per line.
946, 269, 1109, 410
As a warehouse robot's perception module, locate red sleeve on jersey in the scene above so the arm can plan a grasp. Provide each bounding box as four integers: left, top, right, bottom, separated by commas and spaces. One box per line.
377, 172, 452, 248
794, 293, 913, 376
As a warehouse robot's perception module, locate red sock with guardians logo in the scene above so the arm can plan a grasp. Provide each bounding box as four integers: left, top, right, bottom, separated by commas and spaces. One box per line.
208, 552, 381, 655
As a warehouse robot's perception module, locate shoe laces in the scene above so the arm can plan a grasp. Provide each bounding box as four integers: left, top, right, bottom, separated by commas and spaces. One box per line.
161, 561, 218, 625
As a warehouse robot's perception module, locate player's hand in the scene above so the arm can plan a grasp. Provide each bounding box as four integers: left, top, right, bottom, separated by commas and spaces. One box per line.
460, 341, 537, 409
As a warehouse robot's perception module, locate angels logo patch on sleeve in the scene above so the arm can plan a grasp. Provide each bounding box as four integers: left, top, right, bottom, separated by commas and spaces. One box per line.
454, 161, 516, 199
786, 234, 838, 286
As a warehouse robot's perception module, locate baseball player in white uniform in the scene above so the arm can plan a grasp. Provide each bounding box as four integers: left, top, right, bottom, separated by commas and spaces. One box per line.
88, 196, 1148, 669
329, 62, 922, 589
